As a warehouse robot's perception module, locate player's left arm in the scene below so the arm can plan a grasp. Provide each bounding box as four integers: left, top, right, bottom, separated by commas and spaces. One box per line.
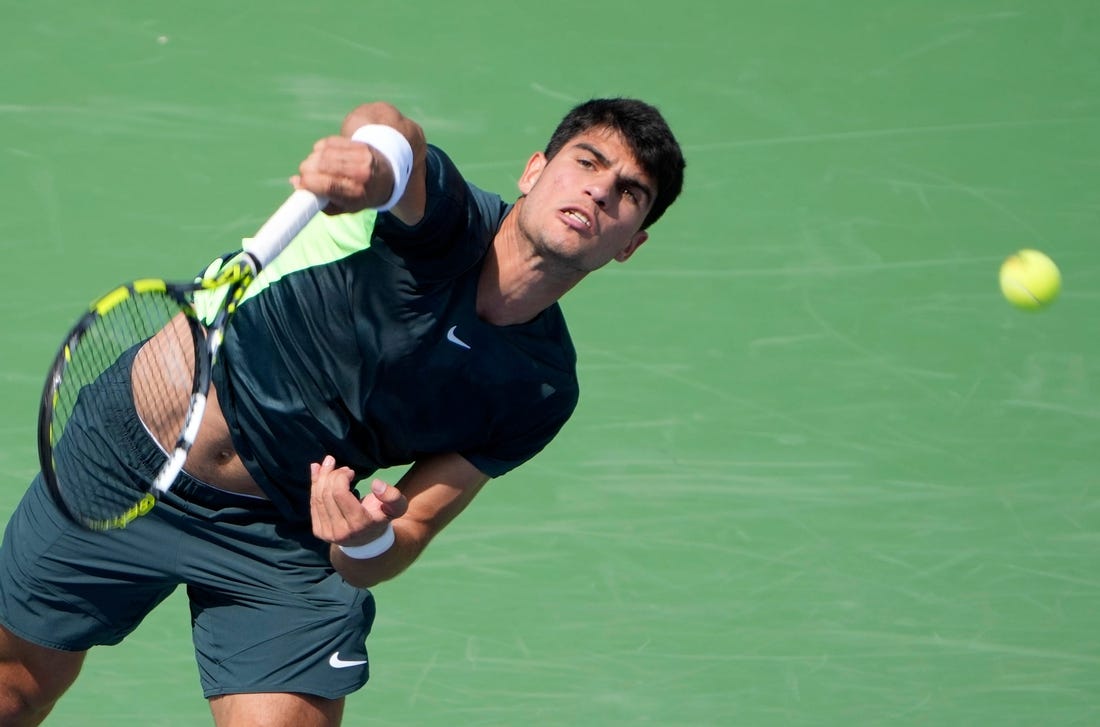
310, 452, 490, 588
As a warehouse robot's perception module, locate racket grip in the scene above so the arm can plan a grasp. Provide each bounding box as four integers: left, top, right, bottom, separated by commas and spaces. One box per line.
244, 190, 329, 270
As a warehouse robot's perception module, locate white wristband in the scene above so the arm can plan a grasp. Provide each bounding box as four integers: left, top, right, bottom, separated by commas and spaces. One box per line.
337, 523, 396, 560
350, 124, 414, 212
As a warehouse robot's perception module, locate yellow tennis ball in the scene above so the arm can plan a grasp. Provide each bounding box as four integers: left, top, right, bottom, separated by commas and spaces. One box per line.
999, 249, 1061, 310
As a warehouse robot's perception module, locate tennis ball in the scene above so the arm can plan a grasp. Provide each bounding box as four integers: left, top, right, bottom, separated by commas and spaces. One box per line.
999, 249, 1061, 310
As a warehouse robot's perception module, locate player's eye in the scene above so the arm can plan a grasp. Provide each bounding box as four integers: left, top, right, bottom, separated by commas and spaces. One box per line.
619, 185, 641, 204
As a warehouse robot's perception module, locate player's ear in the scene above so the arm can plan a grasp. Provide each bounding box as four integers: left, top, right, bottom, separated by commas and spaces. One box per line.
518, 152, 547, 195
615, 230, 648, 262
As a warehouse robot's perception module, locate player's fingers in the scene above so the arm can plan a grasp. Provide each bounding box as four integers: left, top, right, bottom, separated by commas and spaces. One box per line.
310, 467, 340, 539
331, 468, 368, 517
370, 479, 408, 519
298, 139, 377, 212
322, 468, 366, 527
297, 172, 367, 213
301, 138, 369, 179
310, 458, 362, 538
292, 173, 339, 214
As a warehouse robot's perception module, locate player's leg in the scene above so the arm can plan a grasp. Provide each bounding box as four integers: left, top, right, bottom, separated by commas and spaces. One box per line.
0, 626, 84, 726
0, 471, 181, 724
209, 692, 345, 727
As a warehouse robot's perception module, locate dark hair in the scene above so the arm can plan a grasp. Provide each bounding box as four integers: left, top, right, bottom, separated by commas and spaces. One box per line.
544, 98, 685, 230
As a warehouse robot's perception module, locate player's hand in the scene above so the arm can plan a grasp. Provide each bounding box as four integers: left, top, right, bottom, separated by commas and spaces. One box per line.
309, 455, 407, 547
292, 136, 394, 214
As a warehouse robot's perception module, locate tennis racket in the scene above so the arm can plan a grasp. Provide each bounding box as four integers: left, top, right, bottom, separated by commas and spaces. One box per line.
38, 189, 326, 530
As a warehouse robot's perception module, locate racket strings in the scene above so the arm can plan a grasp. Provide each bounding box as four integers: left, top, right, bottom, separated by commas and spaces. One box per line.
48, 290, 199, 528
133, 312, 201, 450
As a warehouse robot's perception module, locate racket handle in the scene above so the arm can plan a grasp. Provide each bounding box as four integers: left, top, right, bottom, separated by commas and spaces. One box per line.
244, 190, 328, 270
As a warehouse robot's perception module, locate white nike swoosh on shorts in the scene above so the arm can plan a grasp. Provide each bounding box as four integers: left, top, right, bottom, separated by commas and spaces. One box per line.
329, 652, 368, 669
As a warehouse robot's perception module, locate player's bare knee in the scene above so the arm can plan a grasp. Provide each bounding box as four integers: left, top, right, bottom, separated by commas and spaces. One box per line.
0, 684, 50, 725
0, 669, 69, 725
0, 630, 84, 721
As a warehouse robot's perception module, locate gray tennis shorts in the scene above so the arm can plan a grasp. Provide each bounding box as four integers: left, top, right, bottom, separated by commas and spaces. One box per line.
0, 351, 376, 700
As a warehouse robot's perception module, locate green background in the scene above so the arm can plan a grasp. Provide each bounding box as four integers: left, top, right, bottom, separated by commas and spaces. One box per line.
2, 0, 1099, 724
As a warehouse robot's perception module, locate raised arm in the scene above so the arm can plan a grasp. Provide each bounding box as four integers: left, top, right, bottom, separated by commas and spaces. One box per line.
310, 452, 490, 588
295, 101, 428, 226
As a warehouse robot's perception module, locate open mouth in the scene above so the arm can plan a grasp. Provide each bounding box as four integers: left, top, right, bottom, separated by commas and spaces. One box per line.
562, 209, 591, 229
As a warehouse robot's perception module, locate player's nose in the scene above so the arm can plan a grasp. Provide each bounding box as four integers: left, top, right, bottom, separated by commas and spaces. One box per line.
584, 175, 612, 207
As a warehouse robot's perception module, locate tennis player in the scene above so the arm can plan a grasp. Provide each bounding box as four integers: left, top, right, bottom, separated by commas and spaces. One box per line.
0, 98, 685, 726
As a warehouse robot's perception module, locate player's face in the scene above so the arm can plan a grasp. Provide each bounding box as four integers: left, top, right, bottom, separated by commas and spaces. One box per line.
516, 126, 654, 273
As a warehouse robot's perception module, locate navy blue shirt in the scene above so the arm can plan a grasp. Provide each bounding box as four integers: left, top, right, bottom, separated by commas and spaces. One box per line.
212, 146, 579, 521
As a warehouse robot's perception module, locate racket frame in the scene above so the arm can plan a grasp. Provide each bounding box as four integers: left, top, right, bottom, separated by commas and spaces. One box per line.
38, 190, 325, 530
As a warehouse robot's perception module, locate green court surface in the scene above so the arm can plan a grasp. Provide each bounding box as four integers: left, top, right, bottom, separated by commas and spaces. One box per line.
2, 1, 1099, 724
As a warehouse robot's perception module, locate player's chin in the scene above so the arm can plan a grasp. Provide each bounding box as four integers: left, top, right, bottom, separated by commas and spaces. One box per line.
536, 241, 596, 272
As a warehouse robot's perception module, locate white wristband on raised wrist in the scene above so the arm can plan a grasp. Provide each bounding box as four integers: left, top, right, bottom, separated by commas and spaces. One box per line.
350, 124, 414, 212
337, 523, 396, 560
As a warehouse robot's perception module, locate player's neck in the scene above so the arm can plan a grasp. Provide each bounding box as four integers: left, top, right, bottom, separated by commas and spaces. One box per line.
478, 203, 581, 326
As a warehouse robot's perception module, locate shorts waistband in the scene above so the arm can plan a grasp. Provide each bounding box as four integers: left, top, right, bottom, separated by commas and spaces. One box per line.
168, 476, 275, 510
